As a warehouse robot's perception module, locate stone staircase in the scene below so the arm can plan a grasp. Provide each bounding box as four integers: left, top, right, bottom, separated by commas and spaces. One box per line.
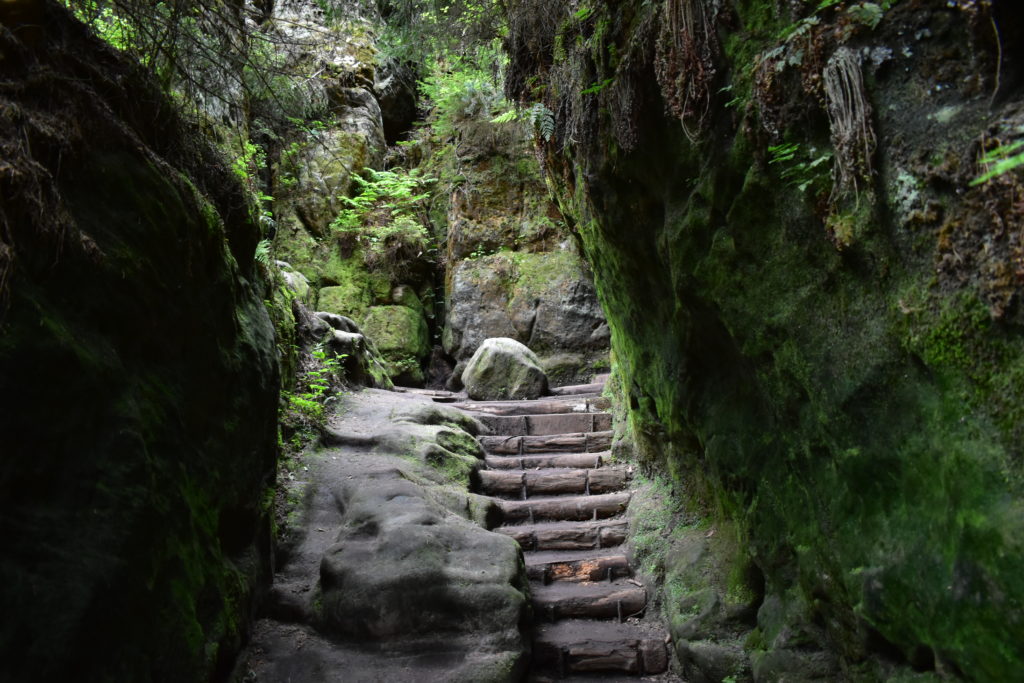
452, 386, 672, 680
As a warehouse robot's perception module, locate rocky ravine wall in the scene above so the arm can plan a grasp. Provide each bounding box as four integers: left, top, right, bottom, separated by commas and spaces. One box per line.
268, 0, 610, 388
0, 4, 278, 681
506, 0, 1024, 679
440, 120, 611, 388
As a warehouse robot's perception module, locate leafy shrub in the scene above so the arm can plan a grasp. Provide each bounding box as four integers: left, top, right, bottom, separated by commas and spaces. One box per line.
330, 168, 436, 277
418, 46, 510, 139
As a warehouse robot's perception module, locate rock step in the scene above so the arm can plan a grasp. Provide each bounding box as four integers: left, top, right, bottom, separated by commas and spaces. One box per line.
526, 549, 632, 583
498, 492, 630, 524
479, 467, 631, 499
485, 452, 608, 470
481, 431, 613, 455
531, 620, 669, 677
549, 382, 606, 396
532, 582, 647, 622
476, 412, 613, 436
452, 396, 611, 416
494, 519, 627, 551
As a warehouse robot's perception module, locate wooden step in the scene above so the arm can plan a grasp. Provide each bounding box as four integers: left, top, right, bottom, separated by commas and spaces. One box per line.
476, 412, 613, 436
452, 396, 611, 416
485, 452, 606, 470
549, 382, 606, 396
532, 582, 647, 621
495, 519, 627, 551
498, 492, 629, 524
478, 467, 631, 498
480, 431, 613, 455
526, 549, 631, 584
532, 620, 669, 676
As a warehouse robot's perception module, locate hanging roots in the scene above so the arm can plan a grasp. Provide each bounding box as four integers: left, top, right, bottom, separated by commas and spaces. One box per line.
655, 0, 721, 142
823, 47, 876, 198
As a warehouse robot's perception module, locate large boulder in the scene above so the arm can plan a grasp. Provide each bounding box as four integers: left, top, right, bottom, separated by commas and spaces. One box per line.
462, 338, 548, 400
362, 305, 431, 386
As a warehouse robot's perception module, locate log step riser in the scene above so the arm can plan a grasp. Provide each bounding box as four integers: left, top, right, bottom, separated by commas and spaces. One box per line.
479, 468, 630, 498
533, 587, 647, 621
527, 555, 631, 583
480, 431, 613, 455
484, 452, 604, 470
498, 492, 629, 524
451, 397, 611, 416
495, 522, 627, 552
532, 639, 669, 676
477, 412, 613, 436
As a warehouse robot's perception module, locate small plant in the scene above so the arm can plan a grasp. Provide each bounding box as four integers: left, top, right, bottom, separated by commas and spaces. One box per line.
279, 344, 348, 451
254, 239, 272, 265
231, 139, 269, 201
768, 142, 834, 194
581, 77, 614, 96
971, 139, 1024, 186
528, 102, 556, 142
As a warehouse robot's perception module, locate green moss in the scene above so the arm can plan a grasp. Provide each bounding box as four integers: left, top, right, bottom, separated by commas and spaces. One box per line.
316, 258, 391, 322
362, 305, 429, 356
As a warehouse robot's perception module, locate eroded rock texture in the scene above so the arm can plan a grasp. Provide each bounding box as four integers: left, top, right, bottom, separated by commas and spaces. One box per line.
244, 390, 529, 682
0, 4, 278, 681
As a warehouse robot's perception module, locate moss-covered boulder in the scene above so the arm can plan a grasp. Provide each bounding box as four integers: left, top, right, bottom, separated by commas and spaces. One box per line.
316, 262, 391, 320
0, 8, 278, 681
462, 337, 548, 400
361, 305, 430, 386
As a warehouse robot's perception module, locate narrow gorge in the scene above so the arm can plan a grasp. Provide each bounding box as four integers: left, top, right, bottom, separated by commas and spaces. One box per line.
2, 0, 1023, 681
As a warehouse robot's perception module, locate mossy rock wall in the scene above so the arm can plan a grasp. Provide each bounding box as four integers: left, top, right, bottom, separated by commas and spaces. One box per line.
0, 8, 278, 681
506, 0, 1024, 677
445, 250, 610, 384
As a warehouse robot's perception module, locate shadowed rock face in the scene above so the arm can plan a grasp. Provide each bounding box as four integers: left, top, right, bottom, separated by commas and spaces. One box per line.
505, 0, 1024, 678
0, 5, 278, 681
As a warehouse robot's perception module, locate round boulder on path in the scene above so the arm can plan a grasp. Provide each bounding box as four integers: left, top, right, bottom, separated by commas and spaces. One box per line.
462, 337, 548, 400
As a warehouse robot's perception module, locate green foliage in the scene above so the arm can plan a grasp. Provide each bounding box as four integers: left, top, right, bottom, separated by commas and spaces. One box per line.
232, 139, 267, 185
64, 0, 137, 50
581, 77, 614, 96
376, 0, 505, 63
419, 44, 511, 138
280, 343, 347, 440
254, 239, 272, 265
846, 2, 885, 28
768, 142, 833, 194
528, 102, 556, 142
330, 168, 436, 277
971, 139, 1024, 186
489, 101, 555, 143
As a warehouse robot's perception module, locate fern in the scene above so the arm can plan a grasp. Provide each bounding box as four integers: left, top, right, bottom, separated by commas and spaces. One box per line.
490, 109, 519, 124
254, 239, 271, 265
528, 102, 555, 142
